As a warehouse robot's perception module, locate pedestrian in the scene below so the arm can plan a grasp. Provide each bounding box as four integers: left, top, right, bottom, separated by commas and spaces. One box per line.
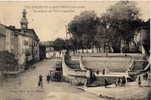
102, 68, 105, 75
115, 77, 120, 87
120, 78, 123, 87
115, 78, 119, 87
138, 76, 141, 87
38, 74, 43, 88
96, 69, 99, 75
84, 79, 88, 88
104, 79, 108, 88
121, 76, 126, 87
46, 74, 50, 84
49, 70, 52, 81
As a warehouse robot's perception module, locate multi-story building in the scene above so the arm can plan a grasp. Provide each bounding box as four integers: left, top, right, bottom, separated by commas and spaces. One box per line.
0, 9, 39, 71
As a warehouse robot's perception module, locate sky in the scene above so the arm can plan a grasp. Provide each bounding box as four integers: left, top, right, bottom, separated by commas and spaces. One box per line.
0, 1, 150, 41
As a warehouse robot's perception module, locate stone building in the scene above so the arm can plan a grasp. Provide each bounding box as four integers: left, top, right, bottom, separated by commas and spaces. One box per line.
0, 9, 39, 71
0, 24, 15, 52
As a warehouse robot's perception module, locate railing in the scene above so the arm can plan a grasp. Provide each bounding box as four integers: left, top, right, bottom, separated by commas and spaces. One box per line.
71, 53, 143, 57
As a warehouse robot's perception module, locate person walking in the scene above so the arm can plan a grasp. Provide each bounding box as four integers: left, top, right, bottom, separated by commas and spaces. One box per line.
102, 68, 105, 75
46, 74, 50, 84
96, 69, 99, 75
115, 77, 121, 87
115, 78, 120, 87
122, 76, 126, 87
38, 74, 43, 88
120, 78, 123, 87
104, 79, 108, 88
138, 76, 141, 87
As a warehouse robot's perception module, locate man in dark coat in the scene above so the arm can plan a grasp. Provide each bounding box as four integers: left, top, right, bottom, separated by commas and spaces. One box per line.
46, 74, 50, 84
38, 74, 43, 88
138, 76, 141, 87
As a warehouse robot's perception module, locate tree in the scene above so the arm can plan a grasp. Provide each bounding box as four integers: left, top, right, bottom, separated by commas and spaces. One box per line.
95, 16, 114, 52
53, 38, 65, 51
64, 38, 74, 51
68, 11, 99, 51
98, 1, 142, 52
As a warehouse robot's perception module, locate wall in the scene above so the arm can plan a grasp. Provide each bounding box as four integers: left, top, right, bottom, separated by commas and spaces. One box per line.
0, 25, 13, 52
18, 35, 25, 65
5, 30, 12, 52
0, 25, 7, 51
33, 40, 40, 61
62, 55, 88, 78
23, 36, 33, 62
0, 35, 5, 51
17, 34, 30, 65
83, 56, 132, 72
0, 25, 18, 54
10, 32, 19, 58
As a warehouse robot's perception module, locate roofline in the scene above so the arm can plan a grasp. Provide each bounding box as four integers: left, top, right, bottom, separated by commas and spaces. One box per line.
5, 25, 40, 41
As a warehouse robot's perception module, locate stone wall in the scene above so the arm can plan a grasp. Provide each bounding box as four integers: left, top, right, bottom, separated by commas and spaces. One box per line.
62, 55, 88, 78
72, 53, 144, 59
82, 56, 133, 72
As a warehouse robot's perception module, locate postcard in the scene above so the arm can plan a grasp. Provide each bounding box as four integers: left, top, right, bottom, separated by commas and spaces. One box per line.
0, 0, 150, 100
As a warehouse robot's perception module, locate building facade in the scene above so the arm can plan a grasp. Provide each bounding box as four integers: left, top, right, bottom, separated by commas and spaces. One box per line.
0, 9, 40, 69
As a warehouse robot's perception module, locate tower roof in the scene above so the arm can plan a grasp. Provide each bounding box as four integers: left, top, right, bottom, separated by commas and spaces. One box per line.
20, 9, 28, 28
20, 17, 28, 24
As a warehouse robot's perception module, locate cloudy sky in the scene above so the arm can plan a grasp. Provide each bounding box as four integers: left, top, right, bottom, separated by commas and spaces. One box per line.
0, 1, 150, 41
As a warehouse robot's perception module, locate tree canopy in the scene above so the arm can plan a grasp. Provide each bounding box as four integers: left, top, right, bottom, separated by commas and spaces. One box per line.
53, 38, 65, 51
96, 1, 143, 52
66, 1, 149, 53
68, 11, 99, 49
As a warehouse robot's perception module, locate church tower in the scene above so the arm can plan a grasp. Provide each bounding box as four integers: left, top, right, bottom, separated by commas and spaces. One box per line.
20, 9, 28, 29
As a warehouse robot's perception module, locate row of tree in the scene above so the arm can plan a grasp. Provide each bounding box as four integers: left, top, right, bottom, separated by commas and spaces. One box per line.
53, 1, 150, 54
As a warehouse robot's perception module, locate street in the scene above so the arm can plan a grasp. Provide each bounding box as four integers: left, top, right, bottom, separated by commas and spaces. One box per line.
0, 58, 103, 100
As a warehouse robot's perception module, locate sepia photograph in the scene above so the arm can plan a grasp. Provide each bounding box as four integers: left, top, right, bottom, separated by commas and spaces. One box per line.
0, 0, 150, 100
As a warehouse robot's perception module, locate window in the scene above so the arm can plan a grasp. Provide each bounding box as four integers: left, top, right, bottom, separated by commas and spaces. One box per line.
24, 40, 28, 46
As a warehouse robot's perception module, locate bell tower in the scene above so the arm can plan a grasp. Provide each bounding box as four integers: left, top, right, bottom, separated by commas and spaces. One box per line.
20, 9, 28, 29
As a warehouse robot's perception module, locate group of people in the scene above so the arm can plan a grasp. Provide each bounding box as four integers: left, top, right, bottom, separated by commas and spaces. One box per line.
137, 72, 149, 87
115, 76, 126, 87
38, 72, 51, 88
96, 68, 106, 75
